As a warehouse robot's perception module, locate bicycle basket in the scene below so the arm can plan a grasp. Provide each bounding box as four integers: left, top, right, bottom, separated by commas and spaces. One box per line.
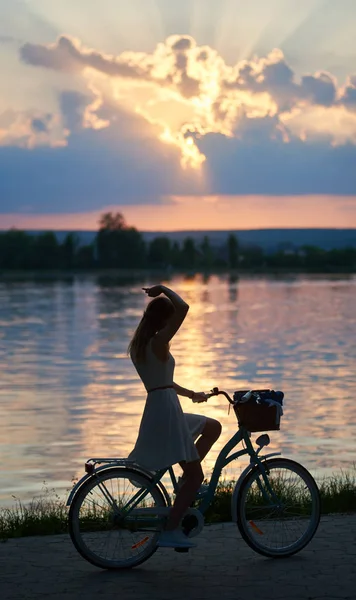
233, 390, 284, 432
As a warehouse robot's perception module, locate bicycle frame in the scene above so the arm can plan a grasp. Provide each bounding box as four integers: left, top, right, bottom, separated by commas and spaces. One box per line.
67, 387, 283, 524
67, 425, 281, 525
67, 386, 322, 566
199, 428, 263, 514
169, 426, 281, 516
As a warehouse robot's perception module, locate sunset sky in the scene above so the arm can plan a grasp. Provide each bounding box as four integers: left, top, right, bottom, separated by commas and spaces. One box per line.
1, 0, 356, 231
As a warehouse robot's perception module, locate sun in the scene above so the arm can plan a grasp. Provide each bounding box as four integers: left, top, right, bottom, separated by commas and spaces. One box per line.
159, 127, 206, 169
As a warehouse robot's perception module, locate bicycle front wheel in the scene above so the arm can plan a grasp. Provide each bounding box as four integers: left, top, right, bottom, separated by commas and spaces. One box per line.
237, 458, 321, 558
68, 467, 167, 569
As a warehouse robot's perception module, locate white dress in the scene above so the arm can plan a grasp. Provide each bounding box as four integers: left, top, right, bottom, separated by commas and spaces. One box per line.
127, 338, 207, 470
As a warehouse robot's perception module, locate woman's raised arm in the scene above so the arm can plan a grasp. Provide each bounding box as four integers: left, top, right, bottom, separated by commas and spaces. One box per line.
143, 285, 189, 343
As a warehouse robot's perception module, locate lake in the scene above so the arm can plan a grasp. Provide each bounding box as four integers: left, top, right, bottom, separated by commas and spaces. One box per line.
0, 273, 355, 507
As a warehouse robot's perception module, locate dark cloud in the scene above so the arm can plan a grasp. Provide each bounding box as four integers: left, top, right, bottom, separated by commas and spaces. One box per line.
300, 73, 336, 106
171, 38, 200, 98
59, 90, 92, 131
1, 107, 355, 216
198, 120, 356, 195
31, 117, 50, 133
0, 109, 63, 148
20, 34, 203, 99
19, 34, 352, 112
226, 50, 338, 111
226, 55, 296, 113
171, 36, 193, 52
4, 34, 355, 211
0, 103, 200, 213
340, 75, 356, 110
20, 36, 80, 72
20, 35, 148, 78
232, 113, 287, 141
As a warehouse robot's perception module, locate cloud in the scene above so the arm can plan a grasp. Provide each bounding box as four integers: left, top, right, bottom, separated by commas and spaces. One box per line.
1, 103, 355, 217
31, 118, 48, 133
21, 35, 153, 79
20, 34, 203, 101
1, 33, 355, 214
21, 36, 84, 73
0, 109, 68, 148
59, 90, 92, 131
0, 101, 203, 213
17, 34, 356, 171
281, 105, 356, 146
300, 72, 336, 106
197, 124, 356, 195
225, 49, 338, 111
340, 75, 356, 111
19, 37, 339, 111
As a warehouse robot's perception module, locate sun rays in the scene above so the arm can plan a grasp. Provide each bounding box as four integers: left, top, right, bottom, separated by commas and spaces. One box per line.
1, 0, 356, 224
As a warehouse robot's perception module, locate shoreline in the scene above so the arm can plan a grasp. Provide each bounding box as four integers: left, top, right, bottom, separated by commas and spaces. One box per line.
2, 470, 355, 540
0, 267, 355, 280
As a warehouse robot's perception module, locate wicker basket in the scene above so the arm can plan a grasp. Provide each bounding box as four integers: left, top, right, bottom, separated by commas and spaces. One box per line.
234, 401, 280, 432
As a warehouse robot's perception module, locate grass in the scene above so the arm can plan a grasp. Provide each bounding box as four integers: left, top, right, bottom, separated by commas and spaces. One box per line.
0, 483, 69, 541
318, 470, 356, 514
204, 469, 356, 523
1, 469, 355, 541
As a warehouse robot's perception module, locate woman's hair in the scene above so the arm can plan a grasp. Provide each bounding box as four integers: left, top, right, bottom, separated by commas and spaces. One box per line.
128, 296, 175, 362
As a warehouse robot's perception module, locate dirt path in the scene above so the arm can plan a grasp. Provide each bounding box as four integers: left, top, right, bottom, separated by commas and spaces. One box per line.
1, 515, 355, 600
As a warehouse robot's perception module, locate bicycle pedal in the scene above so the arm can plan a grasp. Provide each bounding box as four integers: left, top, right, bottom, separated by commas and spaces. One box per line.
174, 547, 189, 553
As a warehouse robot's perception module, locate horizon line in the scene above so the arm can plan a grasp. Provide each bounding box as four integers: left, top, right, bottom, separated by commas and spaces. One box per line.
1, 226, 356, 233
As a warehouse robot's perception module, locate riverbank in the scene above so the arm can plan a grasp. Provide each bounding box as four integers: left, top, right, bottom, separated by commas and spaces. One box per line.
0, 267, 355, 280
1, 515, 355, 600
1, 472, 355, 540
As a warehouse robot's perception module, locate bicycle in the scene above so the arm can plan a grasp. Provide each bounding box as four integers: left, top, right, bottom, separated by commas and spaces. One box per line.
66, 387, 321, 570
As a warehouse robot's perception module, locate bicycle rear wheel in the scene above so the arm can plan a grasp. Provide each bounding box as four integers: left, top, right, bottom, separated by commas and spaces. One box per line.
237, 458, 321, 558
68, 467, 167, 569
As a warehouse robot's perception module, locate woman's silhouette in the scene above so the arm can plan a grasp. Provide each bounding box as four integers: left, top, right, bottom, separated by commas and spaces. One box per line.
128, 284, 221, 548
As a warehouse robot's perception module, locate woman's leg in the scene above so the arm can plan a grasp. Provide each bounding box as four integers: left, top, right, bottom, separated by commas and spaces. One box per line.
165, 418, 222, 531
165, 460, 204, 531
195, 417, 222, 461
179, 417, 222, 472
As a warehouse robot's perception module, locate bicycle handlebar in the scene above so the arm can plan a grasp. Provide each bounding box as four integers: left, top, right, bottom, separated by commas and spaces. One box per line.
205, 387, 273, 404
206, 387, 234, 404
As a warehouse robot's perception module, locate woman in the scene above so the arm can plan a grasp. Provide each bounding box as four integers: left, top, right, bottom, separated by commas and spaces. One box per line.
127, 284, 222, 549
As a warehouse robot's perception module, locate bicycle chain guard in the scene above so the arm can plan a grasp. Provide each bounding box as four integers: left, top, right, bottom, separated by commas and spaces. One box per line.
181, 507, 205, 538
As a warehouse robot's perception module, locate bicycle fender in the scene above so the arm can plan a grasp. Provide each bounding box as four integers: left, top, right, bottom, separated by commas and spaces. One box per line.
230, 453, 281, 522
66, 464, 171, 507
66, 466, 125, 506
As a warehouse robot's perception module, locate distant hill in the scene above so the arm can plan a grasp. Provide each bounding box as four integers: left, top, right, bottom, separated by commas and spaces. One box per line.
5, 228, 356, 252
141, 228, 356, 252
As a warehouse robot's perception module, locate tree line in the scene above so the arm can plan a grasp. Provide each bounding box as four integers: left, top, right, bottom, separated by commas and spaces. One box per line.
0, 212, 355, 272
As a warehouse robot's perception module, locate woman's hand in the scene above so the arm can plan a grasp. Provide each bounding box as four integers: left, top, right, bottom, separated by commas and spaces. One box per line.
192, 391, 208, 403
142, 285, 162, 297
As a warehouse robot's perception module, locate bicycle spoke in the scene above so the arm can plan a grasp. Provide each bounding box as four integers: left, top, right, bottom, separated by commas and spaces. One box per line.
69, 469, 165, 569
237, 459, 320, 557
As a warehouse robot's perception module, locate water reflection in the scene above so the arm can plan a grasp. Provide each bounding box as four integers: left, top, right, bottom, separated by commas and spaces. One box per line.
0, 274, 355, 506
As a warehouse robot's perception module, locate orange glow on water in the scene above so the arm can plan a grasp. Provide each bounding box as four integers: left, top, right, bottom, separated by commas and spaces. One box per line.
0, 274, 355, 506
